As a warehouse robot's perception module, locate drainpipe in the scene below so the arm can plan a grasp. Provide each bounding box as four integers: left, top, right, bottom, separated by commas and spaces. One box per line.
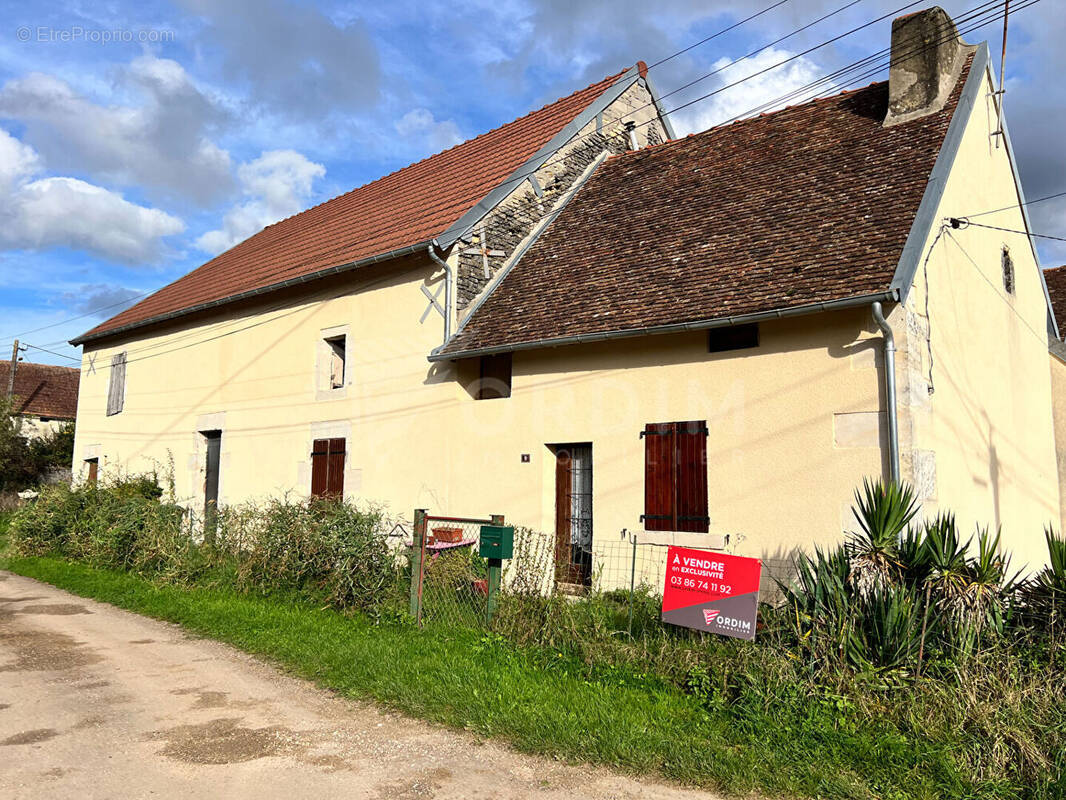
871, 301, 900, 485
427, 240, 452, 344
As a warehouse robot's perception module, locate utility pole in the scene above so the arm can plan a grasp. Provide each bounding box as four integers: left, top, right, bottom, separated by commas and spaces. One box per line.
7, 339, 21, 398
994, 0, 1010, 148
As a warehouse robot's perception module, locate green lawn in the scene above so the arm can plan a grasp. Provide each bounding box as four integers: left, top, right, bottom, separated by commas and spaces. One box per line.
0, 553, 1016, 800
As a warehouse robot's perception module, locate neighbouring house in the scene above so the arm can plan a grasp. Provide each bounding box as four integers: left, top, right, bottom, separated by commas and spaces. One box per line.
70, 7, 1062, 581
1038, 265, 1066, 537
1, 360, 79, 440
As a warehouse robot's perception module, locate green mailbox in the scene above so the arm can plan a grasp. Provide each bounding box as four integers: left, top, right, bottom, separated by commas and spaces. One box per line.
479, 525, 514, 560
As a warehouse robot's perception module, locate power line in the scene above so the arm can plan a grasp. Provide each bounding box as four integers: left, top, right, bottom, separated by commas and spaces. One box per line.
961, 189, 1066, 219
0, 287, 155, 344
22, 343, 81, 363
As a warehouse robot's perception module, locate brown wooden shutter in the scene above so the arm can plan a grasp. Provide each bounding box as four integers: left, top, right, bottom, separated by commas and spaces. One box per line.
642, 421, 708, 532
675, 421, 709, 533
642, 423, 675, 531
310, 439, 329, 497
326, 437, 345, 498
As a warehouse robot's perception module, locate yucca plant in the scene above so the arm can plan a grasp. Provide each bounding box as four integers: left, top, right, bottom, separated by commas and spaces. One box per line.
780, 546, 863, 668
1035, 527, 1066, 593
855, 584, 926, 672
847, 478, 919, 596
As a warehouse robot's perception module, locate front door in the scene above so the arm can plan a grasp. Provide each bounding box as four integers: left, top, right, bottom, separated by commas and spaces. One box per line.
554, 444, 593, 586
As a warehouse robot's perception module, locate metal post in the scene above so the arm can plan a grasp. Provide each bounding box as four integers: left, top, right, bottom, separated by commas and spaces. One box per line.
409, 509, 428, 625
627, 530, 637, 637
486, 514, 504, 623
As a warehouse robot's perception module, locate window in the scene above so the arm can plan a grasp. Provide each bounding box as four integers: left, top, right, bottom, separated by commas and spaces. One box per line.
1002, 247, 1015, 295
709, 323, 759, 353
85, 458, 99, 486
202, 431, 222, 537
106, 351, 127, 416
310, 437, 346, 498
641, 421, 709, 532
477, 353, 512, 399
325, 335, 346, 389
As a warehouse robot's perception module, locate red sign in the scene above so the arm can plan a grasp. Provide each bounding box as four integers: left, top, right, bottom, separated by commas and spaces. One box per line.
661, 547, 762, 640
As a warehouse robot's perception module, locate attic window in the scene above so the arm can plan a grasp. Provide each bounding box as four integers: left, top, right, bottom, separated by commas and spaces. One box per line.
708, 323, 759, 353
325, 335, 346, 389
1002, 247, 1015, 295
478, 353, 512, 399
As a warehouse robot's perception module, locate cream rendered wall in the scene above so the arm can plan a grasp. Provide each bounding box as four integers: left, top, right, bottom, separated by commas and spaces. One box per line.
74, 251, 888, 579
896, 63, 1059, 571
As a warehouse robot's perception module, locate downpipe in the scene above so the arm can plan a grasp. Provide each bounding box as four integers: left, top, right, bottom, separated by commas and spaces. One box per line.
427, 240, 452, 344
871, 301, 901, 485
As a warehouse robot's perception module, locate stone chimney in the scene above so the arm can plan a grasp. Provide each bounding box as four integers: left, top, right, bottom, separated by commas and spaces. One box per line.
883, 7, 976, 127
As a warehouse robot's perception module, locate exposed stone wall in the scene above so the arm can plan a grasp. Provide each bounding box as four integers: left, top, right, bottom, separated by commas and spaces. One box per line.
455, 80, 667, 312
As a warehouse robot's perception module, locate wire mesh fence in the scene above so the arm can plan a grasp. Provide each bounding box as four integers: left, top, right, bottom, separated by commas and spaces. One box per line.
412, 514, 497, 628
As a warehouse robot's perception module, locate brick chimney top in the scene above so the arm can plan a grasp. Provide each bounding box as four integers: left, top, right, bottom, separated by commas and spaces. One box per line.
883, 6, 976, 127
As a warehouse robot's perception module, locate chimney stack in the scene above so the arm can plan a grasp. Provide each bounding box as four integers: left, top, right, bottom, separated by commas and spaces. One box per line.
624, 120, 639, 151
883, 7, 976, 127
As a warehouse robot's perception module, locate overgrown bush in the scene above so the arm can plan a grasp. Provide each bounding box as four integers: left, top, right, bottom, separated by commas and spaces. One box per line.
9, 475, 404, 614
0, 394, 75, 491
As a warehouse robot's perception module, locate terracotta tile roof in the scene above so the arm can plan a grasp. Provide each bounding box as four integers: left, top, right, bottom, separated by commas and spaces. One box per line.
1043, 266, 1066, 339
0, 361, 79, 420
440, 59, 972, 358
76, 67, 635, 344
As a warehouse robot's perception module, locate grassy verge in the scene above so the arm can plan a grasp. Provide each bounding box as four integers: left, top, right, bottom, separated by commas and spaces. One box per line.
1, 552, 1026, 800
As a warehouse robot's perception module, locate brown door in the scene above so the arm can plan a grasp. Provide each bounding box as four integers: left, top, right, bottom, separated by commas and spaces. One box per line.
85, 458, 98, 486
554, 444, 593, 586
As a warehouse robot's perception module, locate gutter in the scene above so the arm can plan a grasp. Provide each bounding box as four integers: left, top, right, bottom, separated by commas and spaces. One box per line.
429, 289, 898, 362
426, 240, 452, 343
71, 240, 432, 347
871, 301, 901, 485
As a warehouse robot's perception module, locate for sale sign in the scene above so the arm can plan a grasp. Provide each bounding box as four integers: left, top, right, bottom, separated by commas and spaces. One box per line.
661, 547, 762, 640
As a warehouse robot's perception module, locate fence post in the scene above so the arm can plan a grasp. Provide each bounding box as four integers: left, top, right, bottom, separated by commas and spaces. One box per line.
627, 530, 637, 637
409, 509, 428, 625
485, 514, 505, 623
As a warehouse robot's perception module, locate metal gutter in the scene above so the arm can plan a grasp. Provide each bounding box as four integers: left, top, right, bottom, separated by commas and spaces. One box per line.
435, 65, 643, 250
71, 240, 432, 347
871, 301, 901, 485
429, 290, 897, 362
426, 241, 453, 343
439, 150, 609, 351
890, 42, 987, 304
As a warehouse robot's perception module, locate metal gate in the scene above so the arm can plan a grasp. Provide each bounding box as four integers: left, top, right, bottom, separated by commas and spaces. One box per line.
409, 510, 503, 627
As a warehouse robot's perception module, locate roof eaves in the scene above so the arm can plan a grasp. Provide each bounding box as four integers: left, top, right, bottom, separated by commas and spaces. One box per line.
71, 239, 432, 347
435, 64, 643, 250
889, 43, 986, 303
429, 290, 898, 362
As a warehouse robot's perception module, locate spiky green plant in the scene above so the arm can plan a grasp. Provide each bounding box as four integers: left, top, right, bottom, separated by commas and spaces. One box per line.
847, 478, 919, 595
855, 584, 926, 672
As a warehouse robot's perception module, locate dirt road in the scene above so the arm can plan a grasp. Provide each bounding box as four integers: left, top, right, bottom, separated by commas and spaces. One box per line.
0, 571, 721, 799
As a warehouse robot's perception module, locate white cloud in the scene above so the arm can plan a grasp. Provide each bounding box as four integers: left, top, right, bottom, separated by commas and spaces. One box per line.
0, 128, 184, 263
195, 150, 325, 255
674, 48, 822, 135
395, 108, 464, 153
0, 55, 232, 204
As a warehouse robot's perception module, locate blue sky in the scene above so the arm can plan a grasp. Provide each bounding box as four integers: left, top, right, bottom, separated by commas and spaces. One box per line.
0, 0, 1061, 366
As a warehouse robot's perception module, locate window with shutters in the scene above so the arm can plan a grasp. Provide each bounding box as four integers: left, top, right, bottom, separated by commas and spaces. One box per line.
310, 437, 346, 498
325, 335, 346, 389
641, 421, 709, 532
106, 351, 127, 416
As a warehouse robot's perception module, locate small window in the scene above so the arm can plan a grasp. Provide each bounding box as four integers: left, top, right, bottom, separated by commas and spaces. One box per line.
709, 323, 759, 353
1002, 247, 1015, 295
641, 421, 709, 532
477, 353, 512, 399
325, 335, 346, 389
85, 458, 99, 486
106, 351, 127, 416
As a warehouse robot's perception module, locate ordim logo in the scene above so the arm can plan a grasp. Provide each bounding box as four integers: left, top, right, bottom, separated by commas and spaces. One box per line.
703, 608, 751, 632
